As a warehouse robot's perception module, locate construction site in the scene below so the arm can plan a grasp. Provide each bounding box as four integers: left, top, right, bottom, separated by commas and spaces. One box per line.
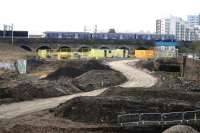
0, 41, 200, 133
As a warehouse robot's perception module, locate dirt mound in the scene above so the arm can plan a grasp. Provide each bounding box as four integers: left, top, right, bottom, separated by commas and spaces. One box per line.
135, 60, 155, 71
101, 84, 200, 103
46, 60, 110, 80
0, 88, 12, 99
163, 125, 198, 133
184, 58, 200, 81
136, 59, 181, 72
73, 70, 127, 91
54, 96, 195, 123
0, 60, 124, 104
2, 79, 81, 102
46, 67, 83, 80
7, 82, 63, 101
80, 60, 110, 71
0, 72, 24, 81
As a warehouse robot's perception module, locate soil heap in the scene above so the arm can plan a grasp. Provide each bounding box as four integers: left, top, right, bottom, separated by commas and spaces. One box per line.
0, 60, 126, 104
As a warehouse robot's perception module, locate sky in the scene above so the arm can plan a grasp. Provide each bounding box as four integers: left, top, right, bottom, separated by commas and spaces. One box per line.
0, 0, 200, 34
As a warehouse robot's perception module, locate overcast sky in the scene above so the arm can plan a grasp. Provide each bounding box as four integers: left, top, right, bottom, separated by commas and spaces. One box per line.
0, 0, 200, 34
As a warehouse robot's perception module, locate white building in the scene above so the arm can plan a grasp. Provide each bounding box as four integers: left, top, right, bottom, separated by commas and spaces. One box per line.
187, 14, 200, 27
156, 19, 168, 34
156, 15, 200, 41
191, 26, 200, 40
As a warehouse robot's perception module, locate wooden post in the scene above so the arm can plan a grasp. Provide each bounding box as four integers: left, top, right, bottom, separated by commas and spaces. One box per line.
181, 55, 187, 78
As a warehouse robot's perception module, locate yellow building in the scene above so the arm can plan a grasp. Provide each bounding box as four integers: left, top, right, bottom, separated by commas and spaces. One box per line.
88, 49, 128, 59
37, 49, 49, 59
112, 49, 128, 58
37, 48, 129, 60
87, 49, 105, 59
57, 52, 71, 59
134, 50, 155, 59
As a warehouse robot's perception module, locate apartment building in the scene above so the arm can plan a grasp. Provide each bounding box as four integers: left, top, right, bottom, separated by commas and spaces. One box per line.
156, 15, 200, 41
187, 14, 200, 27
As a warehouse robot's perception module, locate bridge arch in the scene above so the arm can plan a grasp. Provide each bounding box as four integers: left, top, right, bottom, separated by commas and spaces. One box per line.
36, 46, 52, 52
58, 46, 72, 52
20, 45, 32, 52
119, 46, 131, 52
100, 46, 110, 50
136, 47, 148, 50
78, 46, 92, 52
118, 46, 132, 57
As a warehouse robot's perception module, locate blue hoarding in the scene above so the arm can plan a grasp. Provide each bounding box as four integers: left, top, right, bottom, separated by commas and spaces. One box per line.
155, 41, 177, 46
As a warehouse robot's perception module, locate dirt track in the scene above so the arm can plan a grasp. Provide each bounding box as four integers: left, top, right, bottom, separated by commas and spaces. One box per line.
109, 60, 157, 88
0, 59, 157, 119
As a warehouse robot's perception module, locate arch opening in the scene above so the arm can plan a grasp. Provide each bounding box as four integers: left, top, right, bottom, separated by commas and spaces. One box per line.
100, 47, 110, 50
20, 45, 32, 52
119, 47, 130, 50
119, 47, 130, 58
36, 46, 51, 52
58, 46, 72, 52
78, 46, 91, 52
136, 47, 147, 50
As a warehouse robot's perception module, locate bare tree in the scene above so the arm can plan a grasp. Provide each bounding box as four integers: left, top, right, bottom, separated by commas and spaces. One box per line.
108, 28, 116, 33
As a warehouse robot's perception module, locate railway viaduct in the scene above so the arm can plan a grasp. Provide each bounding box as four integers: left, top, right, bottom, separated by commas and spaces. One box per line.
0, 38, 155, 53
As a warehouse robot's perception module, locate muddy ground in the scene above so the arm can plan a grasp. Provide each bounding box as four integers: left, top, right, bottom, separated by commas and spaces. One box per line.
51, 59, 200, 123
52, 81, 200, 124
1, 59, 200, 133
0, 60, 126, 104
47, 59, 200, 132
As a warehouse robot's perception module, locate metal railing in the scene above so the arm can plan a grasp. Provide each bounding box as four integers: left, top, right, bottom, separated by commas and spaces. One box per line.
117, 110, 200, 127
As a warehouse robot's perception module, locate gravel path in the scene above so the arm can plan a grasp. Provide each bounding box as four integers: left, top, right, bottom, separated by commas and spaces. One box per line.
109, 59, 157, 88
0, 59, 157, 119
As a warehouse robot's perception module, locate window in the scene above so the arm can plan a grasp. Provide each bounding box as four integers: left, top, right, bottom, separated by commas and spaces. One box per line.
161, 46, 165, 51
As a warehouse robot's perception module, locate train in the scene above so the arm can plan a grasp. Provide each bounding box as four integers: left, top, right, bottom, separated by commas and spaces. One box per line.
0, 30, 28, 38
44, 32, 176, 41
0, 30, 175, 41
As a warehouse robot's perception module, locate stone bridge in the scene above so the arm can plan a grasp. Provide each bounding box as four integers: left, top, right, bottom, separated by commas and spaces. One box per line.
0, 38, 154, 53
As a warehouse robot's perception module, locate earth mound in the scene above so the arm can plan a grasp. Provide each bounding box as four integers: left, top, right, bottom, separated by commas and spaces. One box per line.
135, 59, 181, 72
54, 96, 195, 123
45, 60, 110, 80
0, 79, 81, 103
0, 60, 126, 104
73, 70, 127, 91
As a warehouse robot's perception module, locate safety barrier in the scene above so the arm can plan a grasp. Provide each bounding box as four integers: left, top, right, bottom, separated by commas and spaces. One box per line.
117, 110, 200, 127
0, 62, 16, 71
0, 60, 27, 74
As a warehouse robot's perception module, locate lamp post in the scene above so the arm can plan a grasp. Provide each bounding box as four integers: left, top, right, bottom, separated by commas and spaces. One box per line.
11, 24, 14, 45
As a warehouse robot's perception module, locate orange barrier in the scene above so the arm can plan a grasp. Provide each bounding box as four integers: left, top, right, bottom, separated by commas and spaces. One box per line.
134, 50, 155, 59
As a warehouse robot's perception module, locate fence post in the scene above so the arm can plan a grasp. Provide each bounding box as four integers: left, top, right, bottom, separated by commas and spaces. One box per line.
195, 112, 197, 123
117, 115, 123, 127
182, 112, 185, 124
161, 113, 163, 126
117, 115, 120, 124
139, 113, 142, 126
